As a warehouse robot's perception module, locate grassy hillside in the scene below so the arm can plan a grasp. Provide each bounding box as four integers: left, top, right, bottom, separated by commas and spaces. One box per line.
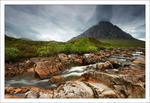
100, 39, 145, 48
5, 36, 111, 62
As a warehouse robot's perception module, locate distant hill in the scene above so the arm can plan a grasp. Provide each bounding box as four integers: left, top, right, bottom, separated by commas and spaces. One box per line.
19, 38, 33, 41
72, 21, 137, 40
5, 35, 33, 41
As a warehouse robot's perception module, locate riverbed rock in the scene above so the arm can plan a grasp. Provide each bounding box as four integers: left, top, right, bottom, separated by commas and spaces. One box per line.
34, 61, 65, 79
83, 53, 101, 64
14, 88, 22, 94
5, 87, 16, 94
48, 76, 64, 84
133, 57, 145, 65
58, 53, 68, 62
103, 61, 113, 69
24, 90, 40, 98
24, 80, 120, 98
96, 63, 104, 70
81, 71, 145, 98
110, 60, 121, 68
53, 81, 94, 98
34, 61, 51, 79
5, 94, 23, 98
5, 60, 35, 78
5, 86, 29, 95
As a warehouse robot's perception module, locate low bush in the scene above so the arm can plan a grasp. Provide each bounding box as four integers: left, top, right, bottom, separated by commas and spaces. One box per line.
5, 47, 20, 62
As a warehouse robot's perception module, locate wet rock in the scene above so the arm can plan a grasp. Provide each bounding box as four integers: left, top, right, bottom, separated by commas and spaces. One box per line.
124, 52, 132, 57
96, 63, 104, 70
24, 90, 40, 98
24, 81, 94, 98
5, 94, 23, 98
5, 86, 29, 95
34, 61, 51, 79
104, 61, 113, 69
48, 76, 64, 84
86, 65, 95, 70
83, 53, 101, 64
53, 81, 94, 98
5, 87, 16, 94
24, 89, 53, 98
5, 60, 35, 78
68, 54, 79, 60
74, 58, 83, 65
39, 92, 53, 98
110, 60, 121, 68
133, 57, 145, 65
26, 67, 34, 73
34, 61, 65, 79
81, 71, 145, 98
14, 88, 22, 94
96, 61, 121, 70
85, 81, 120, 98
58, 53, 68, 62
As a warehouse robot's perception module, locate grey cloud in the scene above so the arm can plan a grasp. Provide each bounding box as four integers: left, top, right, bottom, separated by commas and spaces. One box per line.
5, 5, 145, 41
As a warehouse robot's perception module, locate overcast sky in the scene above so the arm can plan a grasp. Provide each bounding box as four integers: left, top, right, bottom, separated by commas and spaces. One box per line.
5, 5, 145, 41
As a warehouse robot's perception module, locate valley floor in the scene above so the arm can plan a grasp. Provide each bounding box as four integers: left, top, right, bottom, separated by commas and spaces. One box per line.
5, 48, 145, 98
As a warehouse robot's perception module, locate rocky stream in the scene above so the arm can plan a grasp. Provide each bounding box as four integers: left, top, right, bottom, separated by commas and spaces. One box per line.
5, 48, 145, 98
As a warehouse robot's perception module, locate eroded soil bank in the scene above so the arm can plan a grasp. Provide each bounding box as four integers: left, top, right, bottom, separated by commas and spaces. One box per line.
5, 48, 145, 98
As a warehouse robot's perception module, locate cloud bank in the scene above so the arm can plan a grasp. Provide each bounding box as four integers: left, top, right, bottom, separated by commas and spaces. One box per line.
5, 5, 145, 41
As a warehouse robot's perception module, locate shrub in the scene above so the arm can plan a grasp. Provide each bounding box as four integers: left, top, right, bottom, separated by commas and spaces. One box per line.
5, 48, 20, 61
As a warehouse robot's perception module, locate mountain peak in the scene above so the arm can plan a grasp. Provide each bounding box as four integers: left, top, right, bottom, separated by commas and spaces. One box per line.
98, 21, 113, 25
72, 21, 136, 40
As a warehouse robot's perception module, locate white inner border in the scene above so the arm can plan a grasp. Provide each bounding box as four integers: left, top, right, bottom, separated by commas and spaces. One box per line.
0, 0, 149, 103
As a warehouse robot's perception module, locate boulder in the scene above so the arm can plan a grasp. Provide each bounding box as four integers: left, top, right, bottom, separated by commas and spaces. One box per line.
34, 61, 64, 79
34, 61, 51, 79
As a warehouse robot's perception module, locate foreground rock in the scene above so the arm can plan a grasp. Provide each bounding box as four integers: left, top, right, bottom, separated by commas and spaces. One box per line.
24, 81, 120, 98
5, 60, 34, 78
81, 67, 145, 98
133, 57, 145, 65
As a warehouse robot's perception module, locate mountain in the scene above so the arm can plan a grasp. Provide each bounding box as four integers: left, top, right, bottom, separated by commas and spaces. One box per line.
72, 21, 136, 40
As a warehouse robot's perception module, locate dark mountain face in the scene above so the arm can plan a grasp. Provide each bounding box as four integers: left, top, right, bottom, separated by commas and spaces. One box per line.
72, 21, 136, 40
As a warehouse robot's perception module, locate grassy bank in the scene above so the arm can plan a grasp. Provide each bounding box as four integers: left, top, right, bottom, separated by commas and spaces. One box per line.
5, 35, 145, 62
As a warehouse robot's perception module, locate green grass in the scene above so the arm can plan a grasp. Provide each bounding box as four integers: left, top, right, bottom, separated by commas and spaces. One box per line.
99, 39, 145, 48
5, 35, 145, 62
